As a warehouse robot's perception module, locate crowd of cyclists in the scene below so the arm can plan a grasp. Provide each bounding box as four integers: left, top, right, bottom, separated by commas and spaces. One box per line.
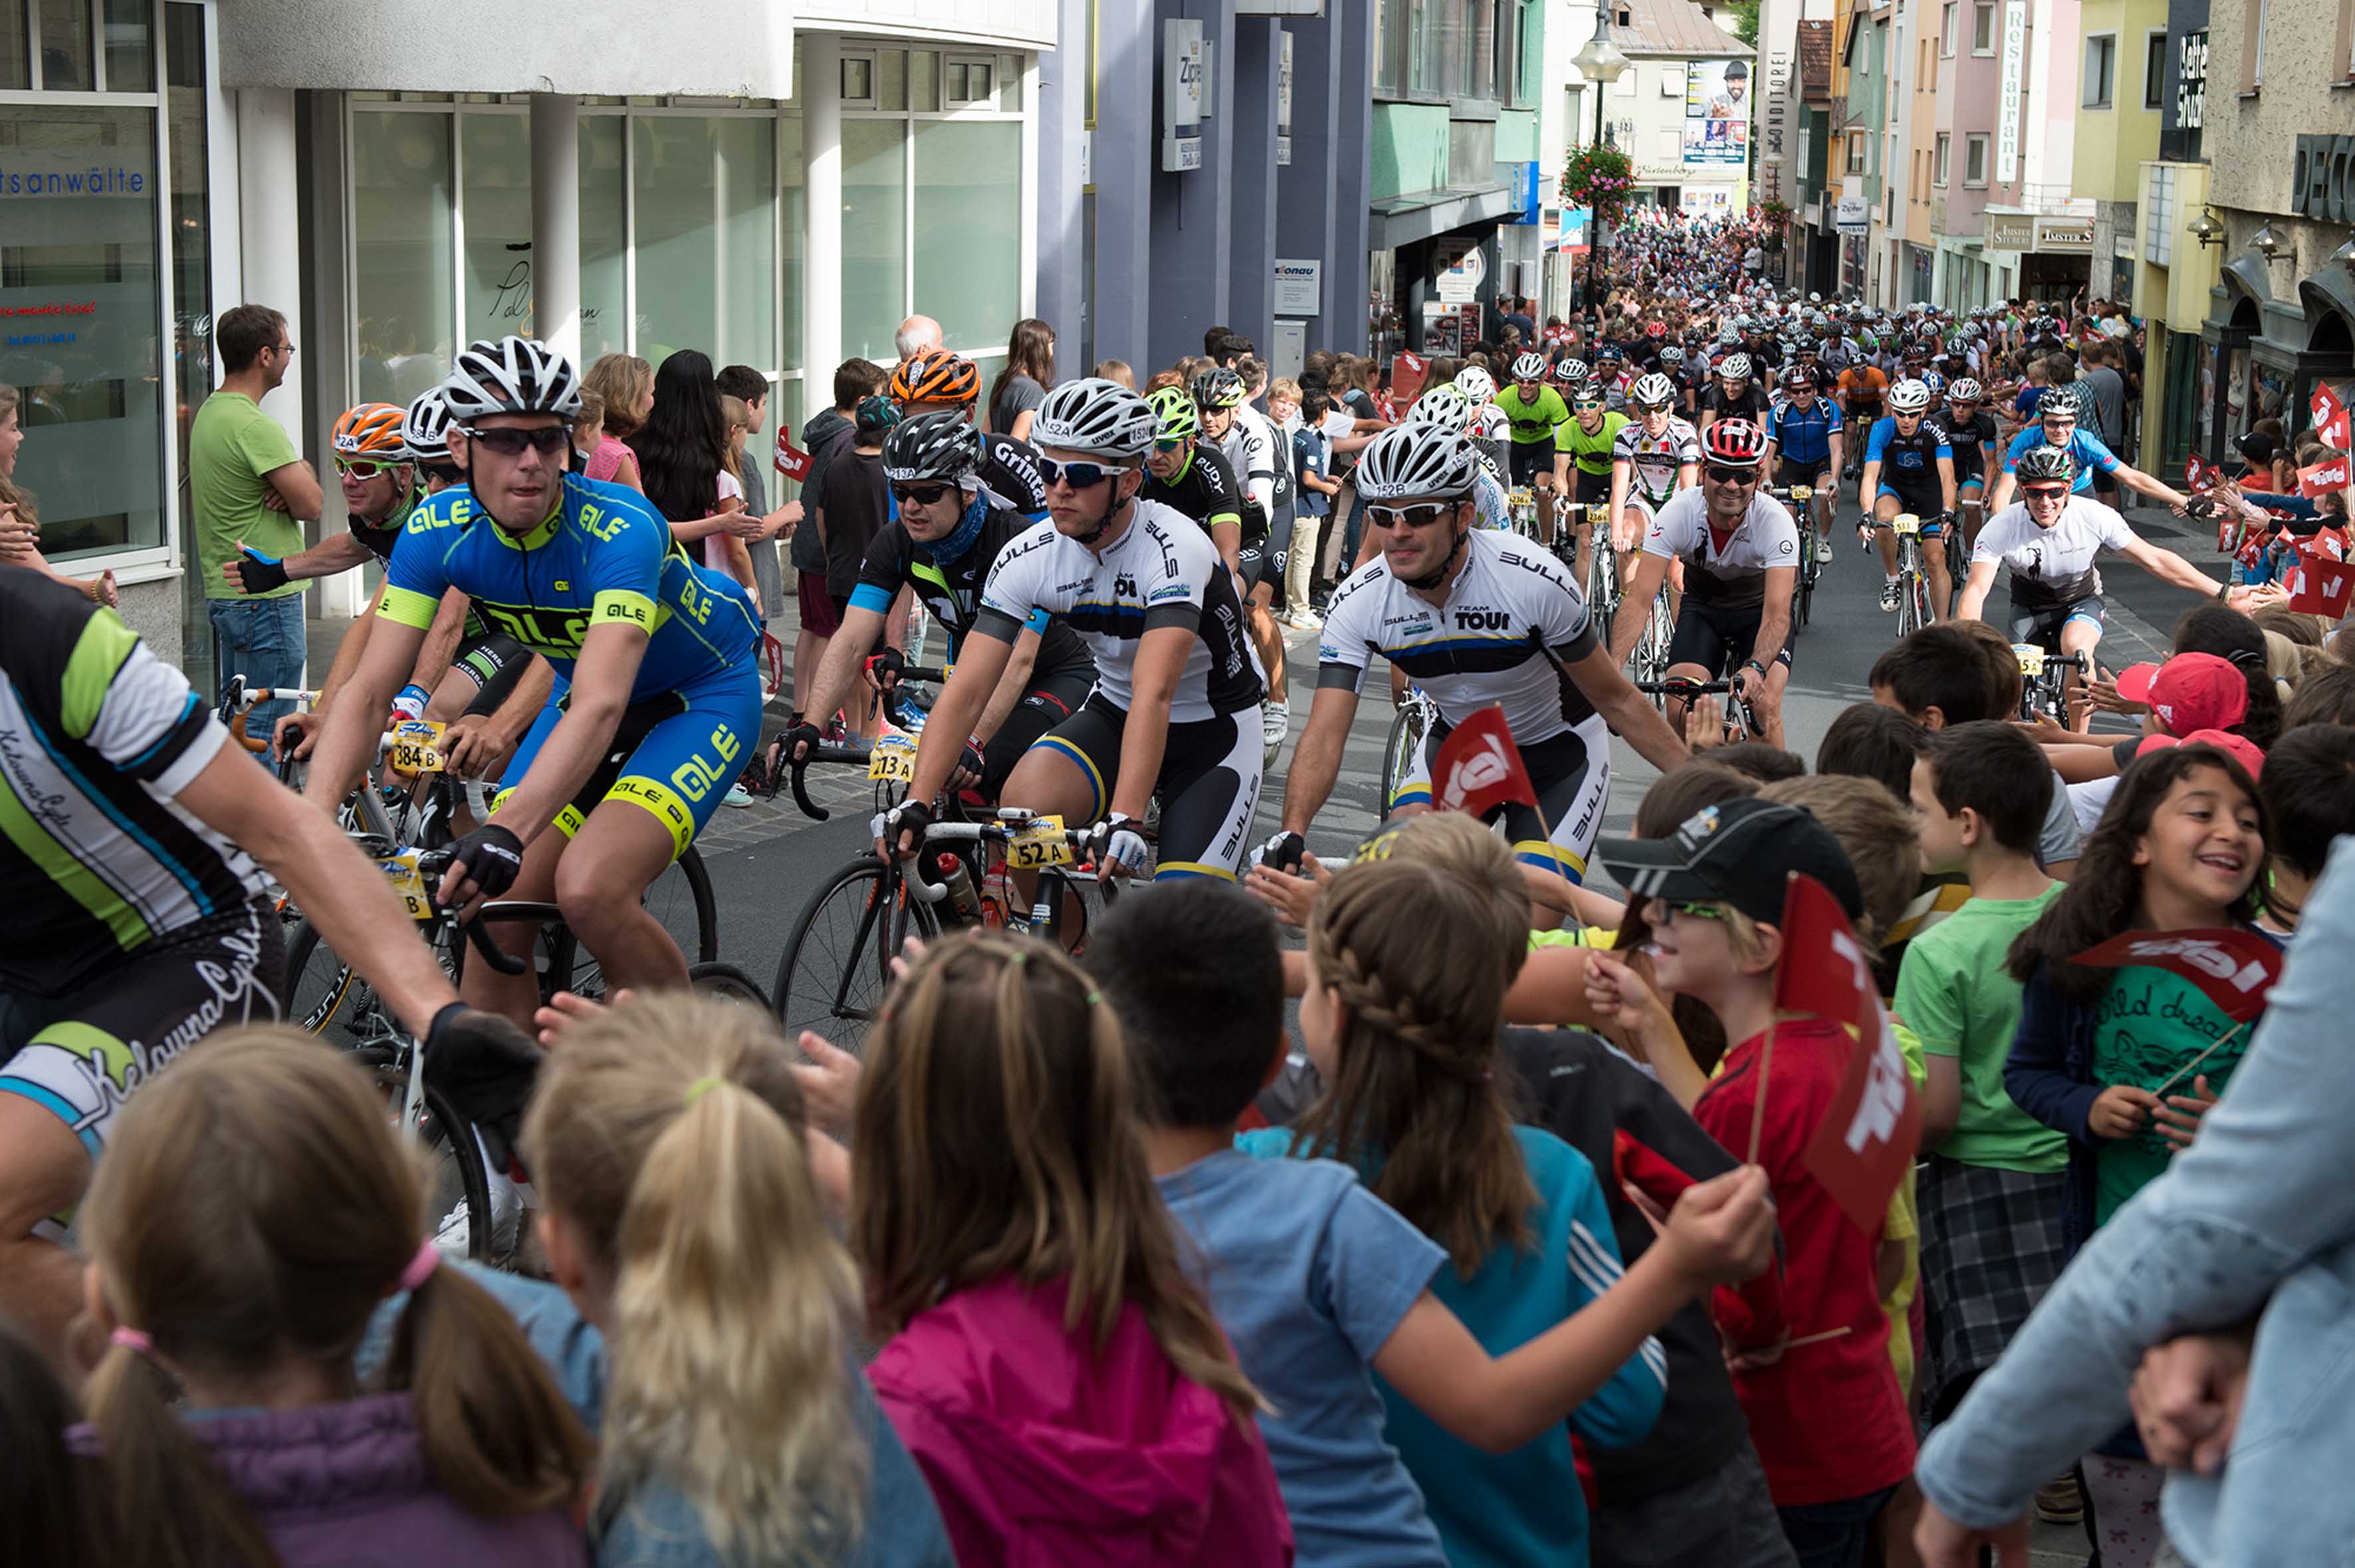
3, 201, 2355, 1568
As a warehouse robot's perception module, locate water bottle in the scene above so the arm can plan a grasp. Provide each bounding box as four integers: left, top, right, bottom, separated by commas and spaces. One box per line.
933, 852, 984, 923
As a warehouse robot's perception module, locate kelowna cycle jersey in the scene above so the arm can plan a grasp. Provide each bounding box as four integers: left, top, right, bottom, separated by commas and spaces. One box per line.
1930, 409, 1997, 483
1496, 384, 1571, 446
1765, 397, 1842, 469
1316, 528, 1603, 742
980, 431, 1050, 516
1613, 417, 1703, 504
1639, 487, 1803, 608
0, 569, 267, 996
1971, 495, 2137, 608
1140, 442, 1246, 537
1865, 416, 1952, 494
1555, 411, 1630, 478
849, 500, 1095, 683
976, 501, 1264, 722
380, 472, 760, 700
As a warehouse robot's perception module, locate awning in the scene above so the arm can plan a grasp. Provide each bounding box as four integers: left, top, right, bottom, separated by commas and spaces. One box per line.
1370, 183, 1516, 252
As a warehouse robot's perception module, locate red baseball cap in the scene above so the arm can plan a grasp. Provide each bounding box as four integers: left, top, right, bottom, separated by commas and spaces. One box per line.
2136, 728, 2265, 778
2116, 653, 2249, 736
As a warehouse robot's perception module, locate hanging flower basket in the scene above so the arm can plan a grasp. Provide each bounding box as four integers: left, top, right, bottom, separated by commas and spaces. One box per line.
1757, 196, 1795, 229
1559, 144, 1635, 227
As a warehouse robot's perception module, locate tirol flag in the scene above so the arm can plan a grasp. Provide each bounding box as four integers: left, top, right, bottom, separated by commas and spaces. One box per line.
1431, 706, 1539, 820
1391, 350, 1430, 409
2299, 454, 2353, 499
2071, 929, 2283, 1022
2287, 553, 2355, 619
774, 420, 812, 482
1772, 873, 1923, 1236
2314, 382, 2352, 450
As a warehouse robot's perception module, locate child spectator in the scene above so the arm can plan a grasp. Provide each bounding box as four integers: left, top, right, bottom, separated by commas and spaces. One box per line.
0, 1317, 114, 1566
1815, 702, 1924, 802
1093, 358, 1135, 389
794, 359, 887, 724
2255, 724, 2355, 933
74, 1028, 593, 1568
852, 932, 1293, 1567
1288, 388, 1341, 627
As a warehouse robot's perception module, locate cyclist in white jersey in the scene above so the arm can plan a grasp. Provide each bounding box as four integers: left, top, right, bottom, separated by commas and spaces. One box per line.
1193, 367, 1293, 758
1608, 420, 1801, 747
887, 379, 1266, 883
1268, 424, 1688, 885
1609, 374, 1702, 584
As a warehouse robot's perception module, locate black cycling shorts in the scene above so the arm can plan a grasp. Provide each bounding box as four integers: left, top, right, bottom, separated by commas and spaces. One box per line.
1573, 467, 1614, 506
978, 668, 1094, 798
1401, 716, 1611, 884
1030, 692, 1264, 881
1508, 443, 1555, 488
451, 631, 535, 719
1666, 598, 1796, 680
2007, 595, 2104, 649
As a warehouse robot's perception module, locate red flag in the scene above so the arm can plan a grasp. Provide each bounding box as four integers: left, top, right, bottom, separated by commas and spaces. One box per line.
773, 419, 812, 482
1772, 873, 1923, 1236
2071, 929, 2284, 1022
2185, 454, 2215, 493
2287, 553, 2355, 619
1391, 351, 1430, 409
2313, 382, 2352, 450
1431, 707, 1540, 819
2300, 455, 2353, 498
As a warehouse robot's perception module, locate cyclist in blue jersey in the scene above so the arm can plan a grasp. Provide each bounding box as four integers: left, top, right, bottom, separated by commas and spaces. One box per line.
1984, 385, 2187, 515
303, 336, 764, 1030
1857, 378, 1958, 616
1763, 366, 1844, 564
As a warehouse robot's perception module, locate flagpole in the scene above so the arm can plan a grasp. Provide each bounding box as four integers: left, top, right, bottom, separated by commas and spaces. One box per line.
1747, 1017, 1777, 1167
2150, 1020, 2249, 1099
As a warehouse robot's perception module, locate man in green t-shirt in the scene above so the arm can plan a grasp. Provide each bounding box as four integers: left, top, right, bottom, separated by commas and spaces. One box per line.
1898, 722, 2072, 1423
188, 303, 323, 749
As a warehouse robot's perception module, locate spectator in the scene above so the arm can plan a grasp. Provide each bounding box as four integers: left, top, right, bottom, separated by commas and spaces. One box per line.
2253, 725, 2355, 933
0, 383, 117, 607
713, 395, 761, 595
1289, 388, 1340, 624
893, 314, 943, 364
2080, 341, 2128, 504
189, 304, 324, 750
717, 362, 803, 645
1502, 295, 1537, 344
1815, 701, 1924, 801
628, 350, 758, 574
809, 397, 898, 730
793, 360, 885, 722
1092, 358, 1135, 389
581, 353, 651, 489
987, 318, 1056, 440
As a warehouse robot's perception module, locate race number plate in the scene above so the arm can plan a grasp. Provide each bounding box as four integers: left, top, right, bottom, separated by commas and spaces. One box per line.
2013, 643, 2047, 679
1008, 816, 1075, 869
390, 719, 446, 775
1892, 512, 1921, 536
378, 851, 433, 922
1790, 486, 1813, 502
868, 736, 917, 784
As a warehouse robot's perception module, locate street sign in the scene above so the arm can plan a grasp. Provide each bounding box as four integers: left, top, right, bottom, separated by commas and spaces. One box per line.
1274, 259, 1322, 316
1162, 20, 1204, 173
1835, 195, 1869, 235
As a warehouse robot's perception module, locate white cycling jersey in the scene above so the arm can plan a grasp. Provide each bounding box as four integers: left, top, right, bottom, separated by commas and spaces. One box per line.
1474, 465, 1510, 530
977, 501, 1264, 722
1470, 403, 1512, 444
1613, 416, 1703, 506
1640, 487, 1803, 608
1315, 527, 1602, 743
1971, 494, 2137, 608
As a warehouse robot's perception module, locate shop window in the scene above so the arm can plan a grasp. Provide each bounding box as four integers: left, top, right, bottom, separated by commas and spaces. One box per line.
914, 120, 1020, 356
1, 3, 25, 88
350, 110, 456, 410
877, 49, 908, 113
911, 49, 939, 112
35, 0, 90, 89
166, 0, 213, 682
578, 114, 627, 364
104, 0, 152, 91
461, 114, 532, 341
840, 118, 905, 363
946, 55, 995, 107
631, 115, 776, 371
841, 51, 877, 107
778, 114, 804, 376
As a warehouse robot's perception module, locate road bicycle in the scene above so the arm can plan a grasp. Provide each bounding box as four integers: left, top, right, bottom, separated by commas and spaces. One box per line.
1557, 501, 1617, 646
2013, 641, 2094, 725
1768, 485, 1821, 630
1626, 580, 1678, 701
1633, 675, 1759, 746
1380, 682, 1442, 815
1887, 512, 1936, 637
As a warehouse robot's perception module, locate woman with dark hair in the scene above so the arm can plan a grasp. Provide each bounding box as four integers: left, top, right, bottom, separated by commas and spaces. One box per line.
987, 318, 1056, 441
2169, 602, 2284, 749
627, 350, 762, 574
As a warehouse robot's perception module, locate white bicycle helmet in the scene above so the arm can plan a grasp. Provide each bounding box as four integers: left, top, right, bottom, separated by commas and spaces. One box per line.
1511, 352, 1547, 382
401, 388, 455, 461
1454, 366, 1497, 405
1630, 373, 1678, 411
1406, 384, 1476, 437
1718, 352, 1754, 383
2039, 386, 2083, 423
1660, 345, 1686, 367
1888, 378, 1933, 414
1032, 377, 1155, 460
441, 335, 582, 422
1948, 378, 1985, 403
1355, 425, 1482, 503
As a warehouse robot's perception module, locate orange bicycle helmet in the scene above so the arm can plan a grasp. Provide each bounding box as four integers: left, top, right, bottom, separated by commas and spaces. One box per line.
891, 349, 982, 408
332, 402, 410, 461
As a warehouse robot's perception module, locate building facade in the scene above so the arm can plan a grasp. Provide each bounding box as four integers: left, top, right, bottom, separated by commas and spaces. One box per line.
1925, 0, 2088, 306
1608, 0, 1755, 221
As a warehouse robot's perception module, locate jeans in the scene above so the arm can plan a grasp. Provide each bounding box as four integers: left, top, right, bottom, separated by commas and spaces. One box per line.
207, 593, 306, 758
1775, 1485, 1896, 1568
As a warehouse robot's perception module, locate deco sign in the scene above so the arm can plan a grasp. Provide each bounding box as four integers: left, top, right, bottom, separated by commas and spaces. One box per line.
2292, 135, 2355, 224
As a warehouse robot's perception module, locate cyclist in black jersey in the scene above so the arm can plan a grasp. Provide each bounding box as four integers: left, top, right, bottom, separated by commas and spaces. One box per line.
774, 415, 1098, 798
1930, 378, 2001, 546
889, 348, 1050, 516
1696, 354, 1771, 437
1141, 386, 1248, 580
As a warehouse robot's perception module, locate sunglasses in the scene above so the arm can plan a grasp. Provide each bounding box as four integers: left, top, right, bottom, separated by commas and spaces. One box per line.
1153, 436, 1187, 453
889, 481, 954, 506
1036, 457, 1125, 491
2023, 485, 2071, 501
1575, 399, 1607, 411
461, 425, 572, 457
334, 457, 401, 479
1705, 465, 1758, 483
1656, 899, 1730, 923
1367, 503, 1456, 530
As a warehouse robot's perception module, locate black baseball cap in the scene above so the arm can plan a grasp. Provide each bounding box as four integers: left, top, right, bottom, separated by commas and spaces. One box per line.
1597, 798, 1864, 927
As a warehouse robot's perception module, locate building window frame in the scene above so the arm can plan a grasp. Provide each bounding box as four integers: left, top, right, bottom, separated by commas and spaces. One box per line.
1964, 130, 1989, 185
2143, 29, 2168, 108
1935, 129, 1951, 184
2083, 32, 2116, 107
1972, 0, 1997, 53
2244, 0, 2265, 90
1942, 2, 1959, 56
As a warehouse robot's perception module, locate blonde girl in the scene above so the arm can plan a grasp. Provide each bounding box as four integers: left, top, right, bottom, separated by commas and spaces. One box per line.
76, 1026, 592, 1568
853, 931, 1291, 1567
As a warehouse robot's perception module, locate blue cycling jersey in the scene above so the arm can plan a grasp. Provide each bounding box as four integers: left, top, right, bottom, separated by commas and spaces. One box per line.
2001, 426, 2123, 493
380, 471, 760, 696
1765, 397, 1843, 469
1864, 415, 1951, 481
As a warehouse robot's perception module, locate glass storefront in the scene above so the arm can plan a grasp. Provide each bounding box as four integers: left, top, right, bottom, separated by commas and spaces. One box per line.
351, 108, 456, 409
632, 114, 776, 370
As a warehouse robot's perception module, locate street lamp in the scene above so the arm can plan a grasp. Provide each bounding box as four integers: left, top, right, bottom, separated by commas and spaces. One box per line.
1573, 8, 1632, 318
2187, 209, 2226, 249
2251, 223, 2285, 261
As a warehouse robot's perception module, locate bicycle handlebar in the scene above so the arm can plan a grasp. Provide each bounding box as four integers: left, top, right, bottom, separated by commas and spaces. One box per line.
411, 847, 530, 976
1630, 678, 1735, 695
786, 741, 875, 822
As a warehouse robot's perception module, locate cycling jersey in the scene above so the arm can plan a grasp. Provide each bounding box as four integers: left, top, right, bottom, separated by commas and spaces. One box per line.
1555, 410, 1630, 479
1931, 409, 1998, 485
1839, 366, 1889, 413
1214, 408, 1289, 540
348, 492, 420, 568
1999, 426, 2124, 494
980, 431, 1050, 517
849, 497, 1096, 685
1470, 403, 1514, 445
1315, 528, 1603, 746
1787, 364, 1839, 397
1699, 384, 1771, 425
1765, 397, 1843, 470
1613, 416, 1703, 506
1473, 463, 1512, 530
1865, 415, 1952, 498
1971, 494, 2138, 609
976, 500, 1264, 723
1639, 487, 1803, 608
1141, 442, 1247, 536
1496, 385, 1571, 447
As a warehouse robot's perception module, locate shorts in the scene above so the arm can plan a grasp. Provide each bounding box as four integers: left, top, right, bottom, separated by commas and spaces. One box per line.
2007, 594, 2104, 648
449, 631, 535, 719
1572, 467, 1614, 506
1666, 598, 1797, 679
1258, 506, 1296, 597
1588, 1445, 1799, 1568
1395, 715, 1611, 884
0, 903, 285, 1164
798, 572, 848, 638
1508, 442, 1555, 487
1029, 692, 1264, 880
1876, 483, 1945, 527
497, 655, 765, 863
978, 667, 1093, 798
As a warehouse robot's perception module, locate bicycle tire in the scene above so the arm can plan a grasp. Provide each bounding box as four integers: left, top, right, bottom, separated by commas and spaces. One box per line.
771, 855, 929, 1054
411, 1077, 497, 1265
689, 960, 772, 1010
1379, 698, 1431, 814
477, 842, 716, 1003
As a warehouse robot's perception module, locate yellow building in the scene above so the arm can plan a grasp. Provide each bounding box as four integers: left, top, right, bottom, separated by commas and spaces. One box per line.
2070, 0, 2169, 297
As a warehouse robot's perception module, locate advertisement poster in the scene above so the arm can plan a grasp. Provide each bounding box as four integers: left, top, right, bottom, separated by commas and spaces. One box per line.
1684, 59, 1752, 168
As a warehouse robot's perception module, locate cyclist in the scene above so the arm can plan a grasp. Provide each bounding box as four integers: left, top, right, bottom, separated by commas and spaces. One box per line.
1553, 378, 1628, 577
1268, 424, 1686, 884
1192, 367, 1293, 761
1606, 420, 1800, 748
1958, 445, 2253, 670
1696, 352, 1770, 436
1837, 352, 1889, 471
1764, 366, 1844, 565
1983, 384, 2190, 516
302, 335, 764, 1030
1140, 385, 1248, 582
1453, 363, 1513, 479
1496, 350, 1570, 500
1657, 344, 1698, 416
1788, 337, 1838, 397
1594, 343, 1633, 411
1857, 377, 1958, 617
1609, 373, 1702, 584
0, 564, 528, 1350
887, 378, 1264, 883
1930, 376, 2001, 547
889, 348, 1048, 517
772, 415, 1097, 800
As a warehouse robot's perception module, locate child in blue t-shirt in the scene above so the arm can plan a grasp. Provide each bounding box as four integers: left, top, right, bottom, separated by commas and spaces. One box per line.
1088, 876, 1776, 1568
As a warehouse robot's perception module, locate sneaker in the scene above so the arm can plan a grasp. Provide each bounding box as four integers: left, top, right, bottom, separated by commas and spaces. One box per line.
1262, 695, 1291, 752
1291, 608, 1323, 630
2033, 1476, 2084, 1526
1816, 535, 1834, 562
1878, 580, 1901, 613
723, 782, 754, 809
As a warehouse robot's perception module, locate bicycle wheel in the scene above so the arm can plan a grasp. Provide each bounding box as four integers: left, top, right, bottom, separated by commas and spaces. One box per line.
1379, 697, 1431, 814
771, 856, 928, 1054
1896, 570, 1922, 637
651, 845, 719, 964
689, 960, 772, 1010
1586, 539, 1617, 648
1795, 515, 1817, 629
282, 918, 426, 1052
410, 1078, 499, 1264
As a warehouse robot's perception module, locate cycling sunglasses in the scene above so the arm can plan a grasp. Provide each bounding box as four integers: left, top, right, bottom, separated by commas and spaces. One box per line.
889, 481, 954, 506
1704, 464, 1759, 483
334, 457, 402, 479
1575, 397, 1607, 411
460, 424, 573, 457
1367, 502, 1456, 530
1153, 436, 1188, 453
2022, 485, 2071, 501
1036, 456, 1126, 491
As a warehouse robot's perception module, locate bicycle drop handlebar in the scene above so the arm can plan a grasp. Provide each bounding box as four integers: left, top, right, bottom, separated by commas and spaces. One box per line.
409, 845, 530, 976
